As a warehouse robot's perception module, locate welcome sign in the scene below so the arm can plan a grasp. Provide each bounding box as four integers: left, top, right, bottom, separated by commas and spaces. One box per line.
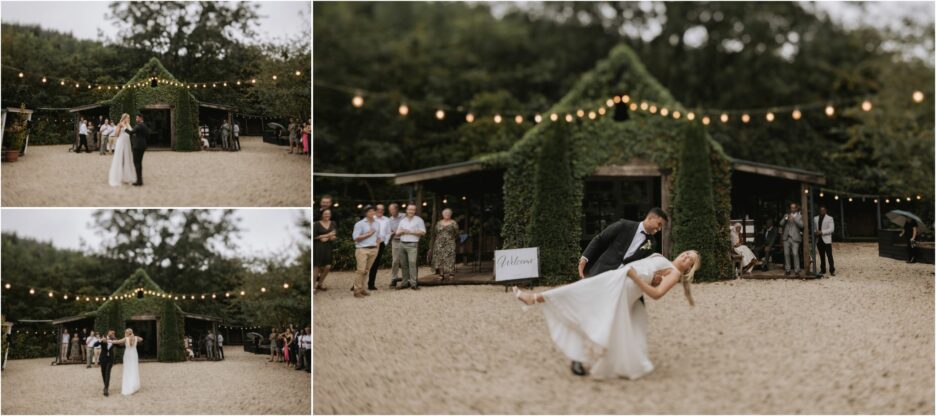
494, 247, 539, 282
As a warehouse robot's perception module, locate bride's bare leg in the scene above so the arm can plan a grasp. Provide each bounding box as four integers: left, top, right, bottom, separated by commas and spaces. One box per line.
515, 289, 543, 305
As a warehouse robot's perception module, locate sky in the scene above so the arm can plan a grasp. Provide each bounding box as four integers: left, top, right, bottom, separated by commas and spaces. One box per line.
0, 0, 309, 45
0, 209, 309, 259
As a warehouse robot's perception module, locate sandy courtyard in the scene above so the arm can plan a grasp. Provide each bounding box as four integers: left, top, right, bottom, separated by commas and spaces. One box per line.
1, 349, 310, 414
313, 243, 934, 414
1, 137, 310, 207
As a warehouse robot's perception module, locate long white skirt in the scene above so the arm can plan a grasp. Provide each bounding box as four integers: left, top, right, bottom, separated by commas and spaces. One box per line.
734, 245, 757, 268
540, 254, 675, 380
108, 134, 136, 187
121, 344, 141, 395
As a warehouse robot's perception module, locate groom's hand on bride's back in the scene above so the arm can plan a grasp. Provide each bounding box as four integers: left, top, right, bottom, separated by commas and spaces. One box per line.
578, 257, 587, 279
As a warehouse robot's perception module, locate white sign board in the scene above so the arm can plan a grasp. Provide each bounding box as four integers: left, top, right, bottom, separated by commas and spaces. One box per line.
494, 247, 539, 281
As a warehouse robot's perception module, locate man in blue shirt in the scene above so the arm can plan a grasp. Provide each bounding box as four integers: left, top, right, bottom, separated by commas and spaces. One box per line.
351, 206, 380, 298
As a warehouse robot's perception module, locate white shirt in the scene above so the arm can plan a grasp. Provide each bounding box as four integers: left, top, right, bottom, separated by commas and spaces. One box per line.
620, 221, 650, 267
86, 335, 98, 347
397, 215, 426, 243
218, 334, 224, 346
79, 123, 88, 135
300, 334, 311, 349
62, 333, 70, 344
101, 124, 114, 136
374, 215, 391, 243
233, 124, 239, 135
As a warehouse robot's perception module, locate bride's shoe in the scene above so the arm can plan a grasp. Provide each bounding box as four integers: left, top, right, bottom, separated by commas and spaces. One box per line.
512, 286, 536, 311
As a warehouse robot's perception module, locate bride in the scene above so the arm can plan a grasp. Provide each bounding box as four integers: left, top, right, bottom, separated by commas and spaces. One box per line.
107, 113, 136, 187
112, 328, 142, 395
513, 251, 699, 380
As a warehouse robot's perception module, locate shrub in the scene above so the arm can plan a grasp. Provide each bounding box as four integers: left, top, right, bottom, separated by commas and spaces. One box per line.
671, 123, 721, 280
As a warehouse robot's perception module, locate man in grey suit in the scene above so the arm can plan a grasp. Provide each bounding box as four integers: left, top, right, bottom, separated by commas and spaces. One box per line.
780, 202, 804, 276
220, 121, 231, 150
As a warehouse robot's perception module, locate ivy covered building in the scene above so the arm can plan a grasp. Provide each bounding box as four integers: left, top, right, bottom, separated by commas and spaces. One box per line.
51, 269, 221, 364
389, 44, 826, 283
68, 58, 236, 151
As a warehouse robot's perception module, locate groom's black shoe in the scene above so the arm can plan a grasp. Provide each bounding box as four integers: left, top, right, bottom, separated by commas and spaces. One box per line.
571, 361, 587, 376
103, 389, 109, 397
132, 181, 142, 186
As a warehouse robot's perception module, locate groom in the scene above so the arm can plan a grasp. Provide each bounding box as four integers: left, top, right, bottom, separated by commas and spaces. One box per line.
571, 207, 669, 376
129, 114, 150, 186
94, 330, 117, 396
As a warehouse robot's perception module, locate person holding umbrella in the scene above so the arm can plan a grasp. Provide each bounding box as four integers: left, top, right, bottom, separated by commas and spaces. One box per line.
887, 210, 928, 263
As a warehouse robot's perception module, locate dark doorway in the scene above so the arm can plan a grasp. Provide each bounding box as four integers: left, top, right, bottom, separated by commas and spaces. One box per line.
581, 177, 661, 249
140, 109, 171, 148
125, 320, 158, 359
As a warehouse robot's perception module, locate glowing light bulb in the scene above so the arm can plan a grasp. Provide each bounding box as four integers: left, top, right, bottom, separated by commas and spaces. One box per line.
687, 112, 696, 121
48, 292, 53, 297
640, 102, 648, 111
766, 112, 775, 122
912, 91, 924, 103
493, 114, 502, 124
3, 283, 9, 289
720, 113, 729, 123
550, 113, 558, 122
702, 116, 711, 125
741, 114, 750, 123
672, 111, 681, 120
261, 287, 267, 293
576, 109, 585, 118
565, 114, 573, 122
29, 288, 35, 295
272, 75, 277, 80
660, 108, 669, 117
861, 100, 872, 112
18, 72, 23, 78
465, 113, 475, 123
295, 70, 302, 76
622, 95, 630, 103
606, 99, 614, 107
825, 105, 834, 117
398, 104, 409, 116
352, 95, 364, 108
649, 105, 657, 114
514, 115, 523, 124
41, 77, 47, 83
240, 291, 246, 296
588, 111, 596, 120
598, 107, 606, 116
792, 109, 802, 120
435, 109, 445, 120
283, 283, 289, 289
627, 103, 637, 111
613, 96, 621, 104
534, 114, 543, 123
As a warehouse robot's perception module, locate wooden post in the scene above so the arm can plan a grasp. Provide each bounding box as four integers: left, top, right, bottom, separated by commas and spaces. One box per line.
875, 196, 882, 232
476, 194, 483, 273
415, 184, 424, 216
838, 197, 847, 240
661, 175, 673, 257
800, 183, 812, 274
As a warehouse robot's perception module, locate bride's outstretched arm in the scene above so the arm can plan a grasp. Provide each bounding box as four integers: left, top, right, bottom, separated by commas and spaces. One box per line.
627, 268, 679, 300
112, 337, 127, 345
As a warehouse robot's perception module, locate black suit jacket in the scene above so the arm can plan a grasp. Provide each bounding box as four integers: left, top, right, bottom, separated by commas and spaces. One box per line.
129, 121, 149, 150
94, 339, 116, 364
582, 219, 660, 277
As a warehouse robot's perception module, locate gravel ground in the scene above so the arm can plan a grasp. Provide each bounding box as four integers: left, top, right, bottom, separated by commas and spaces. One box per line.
1, 349, 310, 414
1, 137, 310, 207
313, 243, 934, 414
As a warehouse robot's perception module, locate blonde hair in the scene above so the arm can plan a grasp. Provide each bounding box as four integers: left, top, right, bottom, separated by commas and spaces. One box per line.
124, 328, 134, 336
681, 250, 701, 306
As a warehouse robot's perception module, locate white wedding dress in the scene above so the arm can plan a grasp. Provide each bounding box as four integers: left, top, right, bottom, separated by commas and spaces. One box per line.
540, 254, 677, 380
108, 125, 136, 187
121, 336, 141, 396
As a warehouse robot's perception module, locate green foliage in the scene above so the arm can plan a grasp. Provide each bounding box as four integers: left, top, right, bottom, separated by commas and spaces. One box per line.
527, 124, 578, 282
671, 124, 721, 281
158, 298, 185, 362
7, 332, 57, 359
107, 58, 200, 151
496, 44, 733, 282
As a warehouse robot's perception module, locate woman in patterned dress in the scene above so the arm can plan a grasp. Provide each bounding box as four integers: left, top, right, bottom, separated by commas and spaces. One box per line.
431, 208, 458, 280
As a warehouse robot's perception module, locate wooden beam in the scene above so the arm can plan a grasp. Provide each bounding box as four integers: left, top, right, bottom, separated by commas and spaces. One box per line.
801, 183, 812, 273
592, 160, 664, 177
733, 162, 826, 185
394, 163, 484, 185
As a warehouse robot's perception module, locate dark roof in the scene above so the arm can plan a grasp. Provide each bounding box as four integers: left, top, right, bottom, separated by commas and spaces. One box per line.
731, 159, 826, 185
182, 312, 222, 322
52, 314, 95, 325
68, 103, 108, 113
198, 102, 238, 112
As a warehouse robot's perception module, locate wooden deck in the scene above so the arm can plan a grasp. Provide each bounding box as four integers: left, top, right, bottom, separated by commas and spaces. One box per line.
740, 268, 824, 280
414, 261, 537, 289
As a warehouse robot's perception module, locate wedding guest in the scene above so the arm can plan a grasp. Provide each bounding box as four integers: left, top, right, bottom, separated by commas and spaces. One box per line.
276, 330, 286, 363
899, 216, 919, 263
315, 195, 334, 222
285, 329, 295, 368
287, 118, 297, 154
77, 120, 89, 153
780, 203, 804, 276
217, 332, 224, 360
388, 203, 406, 288
92, 332, 102, 365
69, 330, 81, 361
396, 204, 426, 290
432, 208, 459, 280
302, 120, 311, 155
231, 121, 241, 151
99, 120, 110, 155
300, 326, 311, 373
184, 335, 194, 360
314, 209, 337, 293
758, 218, 778, 271
200, 124, 210, 149
352, 206, 380, 298
78, 328, 88, 362
268, 329, 278, 362
205, 331, 215, 360
731, 223, 759, 275
220, 120, 231, 150
87, 121, 97, 151
101, 120, 115, 153
367, 204, 391, 291
813, 206, 836, 275
86, 331, 98, 368
60, 329, 70, 362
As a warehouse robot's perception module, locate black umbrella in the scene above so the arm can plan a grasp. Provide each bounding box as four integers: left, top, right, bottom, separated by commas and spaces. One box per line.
885, 210, 930, 233
266, 122, 285, 130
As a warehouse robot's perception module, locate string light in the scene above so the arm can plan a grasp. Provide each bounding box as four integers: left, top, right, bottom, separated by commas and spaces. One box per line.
687, 112, 696, 121
283, 283, 289, 289
351, 95, 364, 108
606, 99, 615, 107
741, 114, 750, 123
622, 95, 630, 103
271, 75, 277, 80
861, 100, 872, 112
549, 113, 558, 122
295, 70, 302, 76
672, 111, 681, 120
534, 114, 543, 123
576, 109, 585, 118
720, 113, 729, 123
514, 115, 524, 124
825, 105, 835, 117
660, 108, 669, 117
565, 114, 574, 123
29, 288, 34, 295
587, 111, 596, 120
465, 113, 475, 123
435, 109, 445, 120
640, 102, 648, 111
4, 283, 9, 289
649, 105, 657, 114
766, 112, 775, 122
398, 104, 409, 116
613, 96, 621, 104
792, 109, 802, 120
493, 114, 502, 124
41, 77, 47, 83
598, 107, 606, 116
702, 116, 711, 125
913, 91, 924, 103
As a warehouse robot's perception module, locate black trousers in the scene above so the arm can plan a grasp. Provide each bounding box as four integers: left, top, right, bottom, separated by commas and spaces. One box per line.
77, 134, 88, 152
218, 346, 224, 360
907, 240, 918, 261
132, 148, 145, 184
367, 242, 385, 288
817, 239, 835, 273
100, 361, 113, 390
